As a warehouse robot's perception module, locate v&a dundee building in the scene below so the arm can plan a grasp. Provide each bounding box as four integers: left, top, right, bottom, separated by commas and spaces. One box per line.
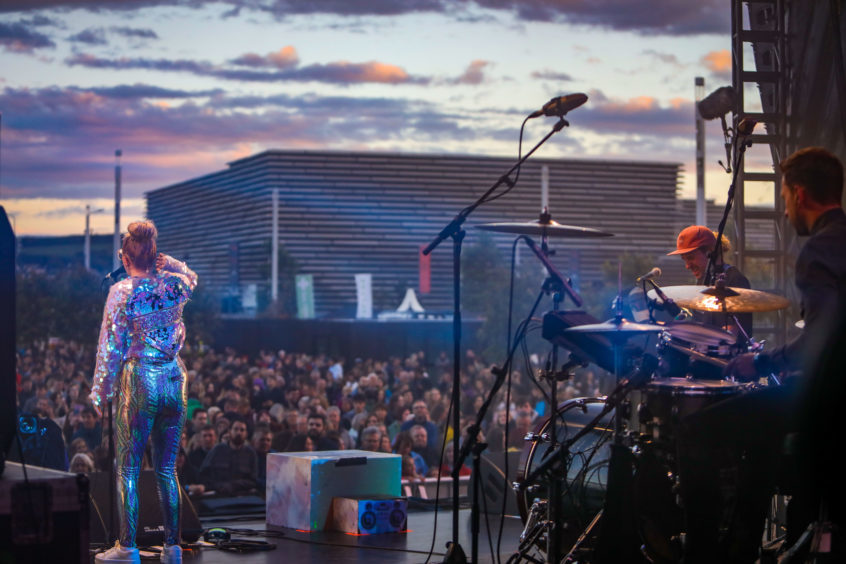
146, 150, 691, 320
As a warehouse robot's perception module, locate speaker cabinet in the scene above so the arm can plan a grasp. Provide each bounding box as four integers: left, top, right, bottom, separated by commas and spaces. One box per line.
87, 470, 203, 545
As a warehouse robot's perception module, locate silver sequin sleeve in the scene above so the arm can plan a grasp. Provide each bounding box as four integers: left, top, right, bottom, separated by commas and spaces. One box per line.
91, 281, 132, 406
158, 253, 198, 292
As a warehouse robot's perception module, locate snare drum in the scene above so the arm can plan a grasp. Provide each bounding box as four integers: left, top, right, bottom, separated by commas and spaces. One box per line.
640, 377, 746, 445
658, 322, 741, 380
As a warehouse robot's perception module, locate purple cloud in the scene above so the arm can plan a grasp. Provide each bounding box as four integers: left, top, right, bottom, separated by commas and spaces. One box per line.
230, 46, 298, 69
66, 52, 430, 85
531, 69, 574, 82
110, 25, 158, 39
0, 85, 475, 200
0, 20, 56, 52
68, 27, 107, 44
1, 0, 729, 36
576, 92, 694, 136
473, 0, 728, 35
84, 83, 223, 98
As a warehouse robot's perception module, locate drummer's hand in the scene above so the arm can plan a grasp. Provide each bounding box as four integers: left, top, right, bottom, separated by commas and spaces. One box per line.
723, 353, 757, 381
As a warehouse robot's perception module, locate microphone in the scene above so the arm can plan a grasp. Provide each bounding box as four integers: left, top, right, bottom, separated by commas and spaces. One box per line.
736, 118, 757, 136
103, 265, 126, 283
635, 267, 662, 283
529, 93, 588, 118
646, 279, 681, 317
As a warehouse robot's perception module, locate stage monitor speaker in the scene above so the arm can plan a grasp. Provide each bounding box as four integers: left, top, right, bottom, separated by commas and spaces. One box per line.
87, 470, 203, 545
0, 206, 16, 475
0, 462, 89, 564
468, 450, 521, 516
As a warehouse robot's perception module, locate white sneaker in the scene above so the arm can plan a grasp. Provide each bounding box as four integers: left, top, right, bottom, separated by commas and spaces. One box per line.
161, 544, 182, 563
95, 542, 141, 563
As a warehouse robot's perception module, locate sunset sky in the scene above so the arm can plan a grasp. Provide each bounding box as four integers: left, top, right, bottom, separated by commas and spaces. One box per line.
0, 1, 747, 236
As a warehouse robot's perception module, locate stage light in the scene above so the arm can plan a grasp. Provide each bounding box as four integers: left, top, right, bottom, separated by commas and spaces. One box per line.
697, 86, 735, 120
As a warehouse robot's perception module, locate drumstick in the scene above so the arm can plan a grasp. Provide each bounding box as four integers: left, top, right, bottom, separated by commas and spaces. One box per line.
664, 342, 729, 367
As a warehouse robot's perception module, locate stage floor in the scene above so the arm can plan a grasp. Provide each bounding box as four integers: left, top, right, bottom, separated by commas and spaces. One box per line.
91, 508, 526, 563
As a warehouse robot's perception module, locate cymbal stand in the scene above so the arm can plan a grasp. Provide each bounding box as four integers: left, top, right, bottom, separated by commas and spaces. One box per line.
456, 234, 582, 564
538, 234, 569, 564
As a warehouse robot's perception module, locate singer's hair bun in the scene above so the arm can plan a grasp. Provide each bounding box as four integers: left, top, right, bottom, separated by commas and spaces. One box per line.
128, 220, 157, 242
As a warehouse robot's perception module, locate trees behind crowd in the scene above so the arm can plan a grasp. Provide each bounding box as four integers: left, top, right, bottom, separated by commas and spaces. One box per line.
15, 266, 220, 346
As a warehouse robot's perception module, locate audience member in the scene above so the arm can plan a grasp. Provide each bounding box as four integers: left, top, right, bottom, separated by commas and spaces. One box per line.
252, 428, 274, 490
69, 452, 95, 474
400, 400, 439, 450
199, 419, 258, 496
359, 426, 383, 452
71, 406, 102, 451
188, 425, 217, 471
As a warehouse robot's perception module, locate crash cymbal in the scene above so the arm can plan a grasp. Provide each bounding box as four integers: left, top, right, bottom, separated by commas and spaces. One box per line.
564, 318, 663, 342
476, 219, 613, 238
647, 285, 790, 313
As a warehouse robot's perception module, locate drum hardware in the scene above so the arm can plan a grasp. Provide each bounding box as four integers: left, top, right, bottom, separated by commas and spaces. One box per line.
519, 500, 548, 544
512, 398, 613, 563
513, 342, 659, 563
562, 509, 604, 563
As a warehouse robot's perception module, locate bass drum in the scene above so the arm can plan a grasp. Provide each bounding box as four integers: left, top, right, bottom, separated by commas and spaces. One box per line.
516, 397, 614, 550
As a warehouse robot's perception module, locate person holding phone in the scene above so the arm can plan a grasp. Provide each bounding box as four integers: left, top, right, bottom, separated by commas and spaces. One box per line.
89, 220, 197, 564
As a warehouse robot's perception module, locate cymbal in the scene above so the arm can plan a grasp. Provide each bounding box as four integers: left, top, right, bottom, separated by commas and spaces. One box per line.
476, 219, 614, 238
564, 318, 663, 341
647, 285, 790, 313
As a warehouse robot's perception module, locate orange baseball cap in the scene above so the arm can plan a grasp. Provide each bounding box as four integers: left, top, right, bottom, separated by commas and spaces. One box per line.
667, 225, 716, 255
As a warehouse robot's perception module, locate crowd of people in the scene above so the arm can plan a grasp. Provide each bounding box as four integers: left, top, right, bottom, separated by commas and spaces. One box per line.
14, 337, 611, 497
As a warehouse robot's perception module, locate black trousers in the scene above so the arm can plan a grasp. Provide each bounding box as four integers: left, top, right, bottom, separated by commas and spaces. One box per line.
676, 381, 798, 563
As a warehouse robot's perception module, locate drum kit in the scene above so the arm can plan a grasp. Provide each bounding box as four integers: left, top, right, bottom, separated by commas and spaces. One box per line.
473, 213, 792, 564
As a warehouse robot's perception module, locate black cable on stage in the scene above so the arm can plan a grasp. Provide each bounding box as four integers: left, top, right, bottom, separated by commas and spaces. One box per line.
221, 526, 447, 557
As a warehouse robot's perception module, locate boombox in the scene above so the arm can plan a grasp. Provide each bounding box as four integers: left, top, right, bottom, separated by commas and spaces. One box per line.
330, 495, 408, 535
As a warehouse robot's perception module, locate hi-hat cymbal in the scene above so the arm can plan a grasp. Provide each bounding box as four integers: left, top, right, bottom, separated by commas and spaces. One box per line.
564, 318, 663, 342
476, 219, 614, 238
647, 285, 790, 313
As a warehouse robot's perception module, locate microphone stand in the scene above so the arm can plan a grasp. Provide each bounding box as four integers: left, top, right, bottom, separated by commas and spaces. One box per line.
100, 274, 123, 547
705, 123, 753, 285
423, 117, 570, 564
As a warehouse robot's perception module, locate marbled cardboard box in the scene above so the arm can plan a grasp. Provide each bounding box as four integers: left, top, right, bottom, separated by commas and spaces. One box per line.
266, 450, 401, 531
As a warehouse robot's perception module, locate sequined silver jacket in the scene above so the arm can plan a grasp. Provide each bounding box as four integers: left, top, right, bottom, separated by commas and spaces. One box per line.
91, 254, 198, 406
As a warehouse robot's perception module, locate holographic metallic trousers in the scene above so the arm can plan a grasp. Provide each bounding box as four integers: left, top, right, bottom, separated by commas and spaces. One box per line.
115, 355, 187, 548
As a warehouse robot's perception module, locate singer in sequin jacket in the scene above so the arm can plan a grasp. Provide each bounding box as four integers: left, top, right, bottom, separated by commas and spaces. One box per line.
90, 254, 197, 550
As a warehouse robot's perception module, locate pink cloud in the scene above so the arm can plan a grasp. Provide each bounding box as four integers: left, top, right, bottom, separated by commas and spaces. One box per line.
452, 60, 491, 85
231, 45, 299, 69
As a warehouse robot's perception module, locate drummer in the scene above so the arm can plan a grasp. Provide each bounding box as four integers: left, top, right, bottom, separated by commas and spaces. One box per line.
667, 225, 752, 339
677, 147, 846, 562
